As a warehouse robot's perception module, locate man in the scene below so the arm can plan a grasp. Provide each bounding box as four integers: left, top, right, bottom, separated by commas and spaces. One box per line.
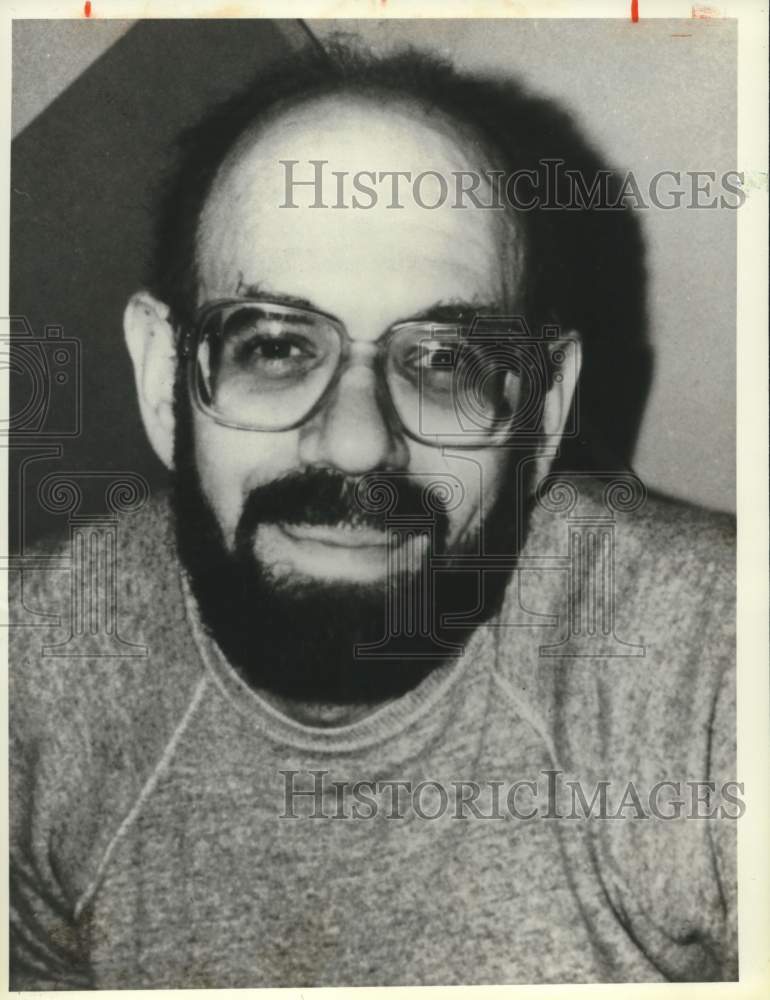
10, 46, 736, 988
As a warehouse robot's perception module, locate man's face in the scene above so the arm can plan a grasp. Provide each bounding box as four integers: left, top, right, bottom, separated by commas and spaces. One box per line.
191, 94, 521, 587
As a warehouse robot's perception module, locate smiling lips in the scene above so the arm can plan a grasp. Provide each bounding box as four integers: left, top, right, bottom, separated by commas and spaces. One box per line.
278, 521, 393, 549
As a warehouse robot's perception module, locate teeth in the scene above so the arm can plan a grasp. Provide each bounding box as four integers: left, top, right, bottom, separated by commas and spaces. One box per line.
286, 522, 380, 533
279, 522, 389, 546
285, 522, 378, 531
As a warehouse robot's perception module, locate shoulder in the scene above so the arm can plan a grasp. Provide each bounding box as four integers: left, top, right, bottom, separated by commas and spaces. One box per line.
9, 489, 202, 763
497, 477, 736, 973
612, 487, 735, 647
10, 488, 180, 606
10, 490, 184, 660
528, 474, 734, 624
520, 475, 735, 766
614, 486, 734, 578
540, 473, 734, 563
9, 491, 206, 899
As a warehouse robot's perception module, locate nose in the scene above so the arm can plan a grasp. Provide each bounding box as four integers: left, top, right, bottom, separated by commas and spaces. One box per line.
297, 360, 409, 475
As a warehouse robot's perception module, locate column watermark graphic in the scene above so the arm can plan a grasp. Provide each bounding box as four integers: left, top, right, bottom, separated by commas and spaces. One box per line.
37, 472, 149, 657
2, 315, 150, 652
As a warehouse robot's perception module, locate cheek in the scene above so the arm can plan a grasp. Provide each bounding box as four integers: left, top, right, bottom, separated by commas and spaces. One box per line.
406, 446, 508, 544
192, 414, 301, 545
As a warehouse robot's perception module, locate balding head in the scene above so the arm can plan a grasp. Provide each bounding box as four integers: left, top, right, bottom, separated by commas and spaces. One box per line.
196, 91, 524, 332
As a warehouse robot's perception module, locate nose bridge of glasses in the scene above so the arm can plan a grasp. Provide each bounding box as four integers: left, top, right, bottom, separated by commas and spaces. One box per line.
330, 343, 390, 411
323, 338, 405, 438
345, 339, 380, 367
314, 345, 410, 469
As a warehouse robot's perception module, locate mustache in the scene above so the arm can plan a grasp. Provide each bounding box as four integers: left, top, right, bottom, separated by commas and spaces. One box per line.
234, 468, 450, 548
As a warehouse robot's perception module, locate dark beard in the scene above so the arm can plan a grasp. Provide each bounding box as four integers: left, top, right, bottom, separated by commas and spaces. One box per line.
172, 380, 536, 706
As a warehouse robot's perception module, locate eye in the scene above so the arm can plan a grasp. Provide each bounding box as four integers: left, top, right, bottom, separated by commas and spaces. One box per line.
232, 332, 320, 377
216, 310, 318, 374
405, 341, 459, 371
238, 335, 306, 362
422, 345, 457, 369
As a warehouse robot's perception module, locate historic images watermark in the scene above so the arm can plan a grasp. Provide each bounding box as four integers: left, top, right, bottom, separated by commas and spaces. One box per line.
279, 769, 746, 821
279, 159, 747, 211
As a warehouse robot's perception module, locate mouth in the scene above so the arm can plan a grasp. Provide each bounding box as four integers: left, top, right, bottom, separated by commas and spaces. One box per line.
277, 521, 392, 549
256, 521, 430, 583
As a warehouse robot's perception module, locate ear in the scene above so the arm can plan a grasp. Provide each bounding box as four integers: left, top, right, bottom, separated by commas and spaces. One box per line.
123, 291, 178, 470
533, 331, 583, 485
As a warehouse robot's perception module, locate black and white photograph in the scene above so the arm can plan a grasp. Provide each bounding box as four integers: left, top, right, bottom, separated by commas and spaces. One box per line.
3, 4, 768, 993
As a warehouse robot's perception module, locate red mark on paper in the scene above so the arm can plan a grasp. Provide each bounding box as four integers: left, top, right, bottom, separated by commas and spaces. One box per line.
692, 4, 720, 16
84, 1, 92, 15
631, 0, 639, 22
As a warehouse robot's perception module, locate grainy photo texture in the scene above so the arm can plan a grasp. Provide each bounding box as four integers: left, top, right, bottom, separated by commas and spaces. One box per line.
6, 16, 739, 989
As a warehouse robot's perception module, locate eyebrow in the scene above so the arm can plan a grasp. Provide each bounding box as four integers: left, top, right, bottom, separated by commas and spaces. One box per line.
235, 282, 320, 312
235, 283, 505, 327
398, 301, 507, 325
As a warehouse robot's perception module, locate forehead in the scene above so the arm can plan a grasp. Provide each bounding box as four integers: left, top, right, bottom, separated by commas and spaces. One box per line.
196, 92, 521, 327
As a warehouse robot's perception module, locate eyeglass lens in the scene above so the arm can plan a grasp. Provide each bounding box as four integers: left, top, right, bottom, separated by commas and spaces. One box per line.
193, 303, 543, 443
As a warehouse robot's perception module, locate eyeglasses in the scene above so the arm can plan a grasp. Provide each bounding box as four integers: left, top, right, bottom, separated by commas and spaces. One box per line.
182, 298, 551, 448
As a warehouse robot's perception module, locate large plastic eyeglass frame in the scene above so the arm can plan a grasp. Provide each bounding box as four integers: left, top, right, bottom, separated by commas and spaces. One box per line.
181, 297, 531, 448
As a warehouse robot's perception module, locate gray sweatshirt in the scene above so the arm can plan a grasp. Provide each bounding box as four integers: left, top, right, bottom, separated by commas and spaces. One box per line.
9, 482, 737, 988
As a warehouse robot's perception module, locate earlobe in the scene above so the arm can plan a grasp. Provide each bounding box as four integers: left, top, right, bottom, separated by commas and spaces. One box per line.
123, 291, 178, 470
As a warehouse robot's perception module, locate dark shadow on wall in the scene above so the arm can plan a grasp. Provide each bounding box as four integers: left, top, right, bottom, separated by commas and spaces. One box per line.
9, 18, 652, 551
9, 18, 314, 552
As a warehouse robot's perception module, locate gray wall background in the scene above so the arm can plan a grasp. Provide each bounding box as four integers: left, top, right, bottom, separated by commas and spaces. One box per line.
9, 18, 736, 552
309, 18, 737, 513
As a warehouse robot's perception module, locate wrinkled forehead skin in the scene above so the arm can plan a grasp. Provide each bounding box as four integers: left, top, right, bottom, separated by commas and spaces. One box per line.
195, 91, 525, 333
